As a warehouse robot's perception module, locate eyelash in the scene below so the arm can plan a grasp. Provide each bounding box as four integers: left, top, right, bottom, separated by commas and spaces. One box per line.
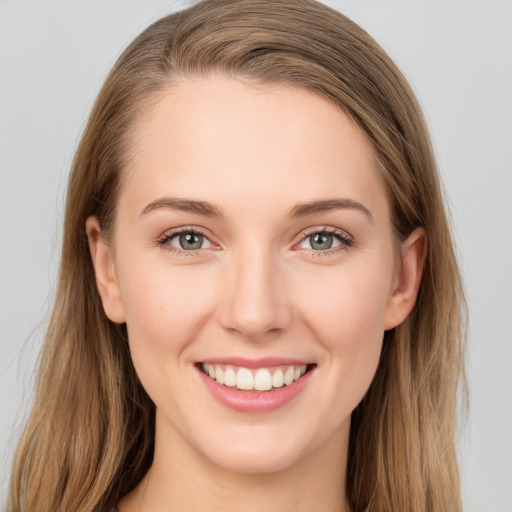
157, 226, 354, 257
294, 226, 354, 257
157, 226, 217, 256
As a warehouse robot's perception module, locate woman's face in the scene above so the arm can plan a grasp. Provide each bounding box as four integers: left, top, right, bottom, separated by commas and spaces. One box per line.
89, 76, 420, 474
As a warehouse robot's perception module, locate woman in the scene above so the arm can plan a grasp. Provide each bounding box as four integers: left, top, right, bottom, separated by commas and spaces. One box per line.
6, 0, 466, 511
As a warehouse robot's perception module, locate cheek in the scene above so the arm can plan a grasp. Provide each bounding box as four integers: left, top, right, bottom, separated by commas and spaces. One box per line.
116, 260, 217, 379
296, 260, 392, 395
300, 261, 392, 339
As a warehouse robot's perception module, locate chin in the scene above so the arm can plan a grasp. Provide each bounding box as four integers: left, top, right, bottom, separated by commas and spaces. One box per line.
208, 447, 302, 475
190, 424, 316, 475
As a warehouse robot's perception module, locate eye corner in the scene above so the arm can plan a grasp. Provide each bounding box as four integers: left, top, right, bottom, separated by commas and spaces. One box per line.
156, 225, 221, 255
292, 226, 354, 256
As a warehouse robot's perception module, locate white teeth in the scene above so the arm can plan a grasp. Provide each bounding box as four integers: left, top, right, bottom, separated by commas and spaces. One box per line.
202, 363, 308, 391
254, 369, 273, 391
272, 369, 284, 388
224, 367, 237, 387
284, 367, 294, 386
236, 368, 254, 390
215, 367, 224, 385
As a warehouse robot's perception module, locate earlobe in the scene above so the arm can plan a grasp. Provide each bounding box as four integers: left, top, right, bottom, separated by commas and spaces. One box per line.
384, 227, 427, 330
85, 216, 126, 324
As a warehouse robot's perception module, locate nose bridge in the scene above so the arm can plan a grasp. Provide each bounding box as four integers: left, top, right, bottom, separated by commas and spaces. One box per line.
220, 242, 290, 339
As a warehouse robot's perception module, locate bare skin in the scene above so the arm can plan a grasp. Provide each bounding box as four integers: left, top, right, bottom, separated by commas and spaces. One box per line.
87, 76, 425, 512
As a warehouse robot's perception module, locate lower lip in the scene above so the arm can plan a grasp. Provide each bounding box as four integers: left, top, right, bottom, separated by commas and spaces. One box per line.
196, 365, 315, 413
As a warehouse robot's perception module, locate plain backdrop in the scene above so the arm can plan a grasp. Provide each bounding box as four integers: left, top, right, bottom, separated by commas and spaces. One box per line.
1, 1, 511, 510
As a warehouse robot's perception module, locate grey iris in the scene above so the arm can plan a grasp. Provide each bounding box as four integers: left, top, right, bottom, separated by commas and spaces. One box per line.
179, 232, 203, 250
311, 232, 333, 250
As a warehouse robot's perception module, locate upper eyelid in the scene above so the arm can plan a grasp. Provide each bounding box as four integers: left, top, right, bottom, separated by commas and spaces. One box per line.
157, 226, 221, 253
295, 226, 353, 242
160, 225, 216, 241
158, 225, 353, 249
302, 226, 348, 235
291, 226, 354, 255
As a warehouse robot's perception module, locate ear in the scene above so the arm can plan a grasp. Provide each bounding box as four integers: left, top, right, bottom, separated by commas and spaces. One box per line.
86, 216, 126, 324
384, 227, 427, 330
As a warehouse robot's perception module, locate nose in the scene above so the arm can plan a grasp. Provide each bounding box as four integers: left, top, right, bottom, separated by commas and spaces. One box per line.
218, 247, 292, 341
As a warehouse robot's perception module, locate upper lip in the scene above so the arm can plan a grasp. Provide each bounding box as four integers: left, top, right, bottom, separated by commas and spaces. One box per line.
199, 357, 313, 368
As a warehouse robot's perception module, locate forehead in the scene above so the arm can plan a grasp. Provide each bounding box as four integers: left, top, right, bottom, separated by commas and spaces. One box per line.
119, 75, 389, 223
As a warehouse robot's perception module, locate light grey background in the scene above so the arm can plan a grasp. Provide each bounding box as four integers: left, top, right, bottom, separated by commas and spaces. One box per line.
1, 1, 511, 510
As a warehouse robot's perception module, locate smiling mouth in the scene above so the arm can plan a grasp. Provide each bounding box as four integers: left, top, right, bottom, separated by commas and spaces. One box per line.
199, 363, 315, 392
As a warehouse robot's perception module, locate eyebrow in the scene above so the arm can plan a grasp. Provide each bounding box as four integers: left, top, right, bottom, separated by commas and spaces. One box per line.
289, 198, 372, 221
140, 196, 372, 221
140, 197, 224, 218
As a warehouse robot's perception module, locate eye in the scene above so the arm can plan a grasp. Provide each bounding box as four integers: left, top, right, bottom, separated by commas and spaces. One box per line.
172, 231, 212, 250
297, 228, 352, 252
159, 229, 213, 251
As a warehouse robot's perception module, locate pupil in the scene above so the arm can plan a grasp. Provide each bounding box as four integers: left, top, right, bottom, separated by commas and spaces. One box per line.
311, 233, 333, 250
179, 232, 203, 250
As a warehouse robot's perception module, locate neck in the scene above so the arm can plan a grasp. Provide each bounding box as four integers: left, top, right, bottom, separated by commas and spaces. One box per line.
120, 417, 351, 512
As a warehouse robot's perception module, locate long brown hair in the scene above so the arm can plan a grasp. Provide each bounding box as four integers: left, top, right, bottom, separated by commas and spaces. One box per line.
7, 1, 466, 510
